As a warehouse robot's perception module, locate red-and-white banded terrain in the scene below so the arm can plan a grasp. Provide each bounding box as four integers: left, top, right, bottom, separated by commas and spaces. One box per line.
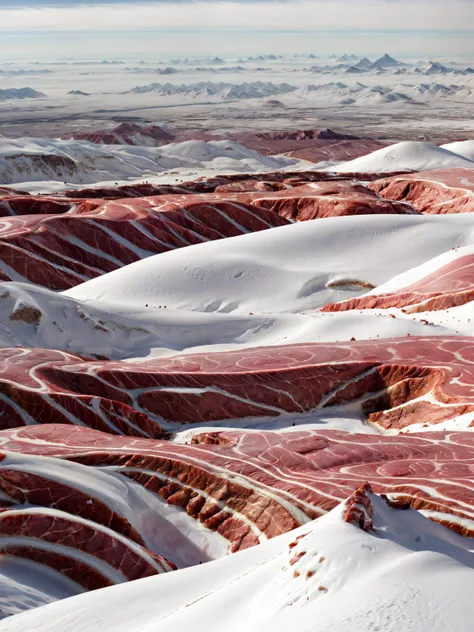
323, 246, 474, 313
370, 169, 474, 214
0, 174, 413, 290
1, 143, 474, 629
0, 336, 472, 434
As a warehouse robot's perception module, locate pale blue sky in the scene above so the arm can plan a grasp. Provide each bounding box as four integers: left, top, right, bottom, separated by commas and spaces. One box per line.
0, 1, 472, 60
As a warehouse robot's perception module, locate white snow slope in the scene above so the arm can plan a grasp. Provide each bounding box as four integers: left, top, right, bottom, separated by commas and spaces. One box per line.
0, 214, 471, 363
334, 140, 474, 172
3, 491, 474, 632
65, 213, 474, 316
441, 140, 474, 161
0, 137, 300, 187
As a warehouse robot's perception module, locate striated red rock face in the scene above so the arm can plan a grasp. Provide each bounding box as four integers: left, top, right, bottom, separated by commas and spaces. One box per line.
0, 193, 289, 289
239, 129, 360, 141
246, 181, 417, 220
65, 122, 175, 146
0, 337, 472, 433
0, 176, 414, 289
0, 448, 177, 592
370, 169, 474, 214
0, 166, 473, 604
287, 139, 388, 163
0, 187, 30, 197
323, 251, 474, 313
230, 129, 388, 163
343, 483, 375, 532
60, 170, 409, 200
0, 195, 75, 217
2, 424, 474, 553
0, 506, 176, 590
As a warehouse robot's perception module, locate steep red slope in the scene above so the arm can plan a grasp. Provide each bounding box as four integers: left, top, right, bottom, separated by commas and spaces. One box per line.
0, 194, 289, 288
246, 181, 416, 220
0, 506, 175, 591
323, 251, 474, 313
230, 129, 387, 162
66, 122, 175, 146
2, 424, 474, 551
370, 169, 474, 214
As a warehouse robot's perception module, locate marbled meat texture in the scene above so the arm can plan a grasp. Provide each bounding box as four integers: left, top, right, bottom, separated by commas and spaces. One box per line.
246, 181, 416, 221
0, 181, 415, 289
0, 193, 289, 289
323, 252, 474, 313
2, 424, 474, 549
1, 336, 473, 434
370, 169, 474, 214
0, 507, 175, 590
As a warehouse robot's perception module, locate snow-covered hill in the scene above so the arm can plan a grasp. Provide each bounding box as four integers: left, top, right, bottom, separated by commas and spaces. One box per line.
0, 137, 300, 187
0, 213, 471, 362
130, 81, 296, 100
333, 141, 474, 173
65, 213, 474, 316
441, 140, 474, 161
281, 80, 474, 108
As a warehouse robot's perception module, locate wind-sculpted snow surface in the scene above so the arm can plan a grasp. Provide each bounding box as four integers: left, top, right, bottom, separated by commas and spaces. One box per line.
4, 489, 474, 632
335, 142, 474, 173
323, 247, 474, 313
0, 337, 473, 433
370, 168, 474, 214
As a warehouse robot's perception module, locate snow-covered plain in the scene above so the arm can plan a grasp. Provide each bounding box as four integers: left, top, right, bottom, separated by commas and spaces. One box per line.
1, 53, 474, 143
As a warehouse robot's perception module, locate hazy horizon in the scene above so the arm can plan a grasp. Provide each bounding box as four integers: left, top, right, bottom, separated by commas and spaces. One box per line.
0, 0, 473, 60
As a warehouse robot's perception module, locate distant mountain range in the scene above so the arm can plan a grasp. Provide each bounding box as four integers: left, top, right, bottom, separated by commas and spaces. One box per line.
311, 54, 474, 76
129, 81, 296, 100
0, 88, 46, 101
127, 79, 474, 107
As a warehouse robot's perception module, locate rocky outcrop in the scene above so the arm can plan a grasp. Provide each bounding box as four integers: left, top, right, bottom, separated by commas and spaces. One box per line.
323, 249, 474, 313
67, 122, 175, 146
370, 169, 474, 214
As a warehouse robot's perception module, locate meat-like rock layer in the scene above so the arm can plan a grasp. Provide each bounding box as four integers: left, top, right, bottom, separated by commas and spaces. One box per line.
0, 194, 289, 289
370, 169, 474, 214
2, 424, 474, 551
0, 336, 472, 434
0, 457, 176, 593
323, 250, 474, 313
0, 178, 415, 289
